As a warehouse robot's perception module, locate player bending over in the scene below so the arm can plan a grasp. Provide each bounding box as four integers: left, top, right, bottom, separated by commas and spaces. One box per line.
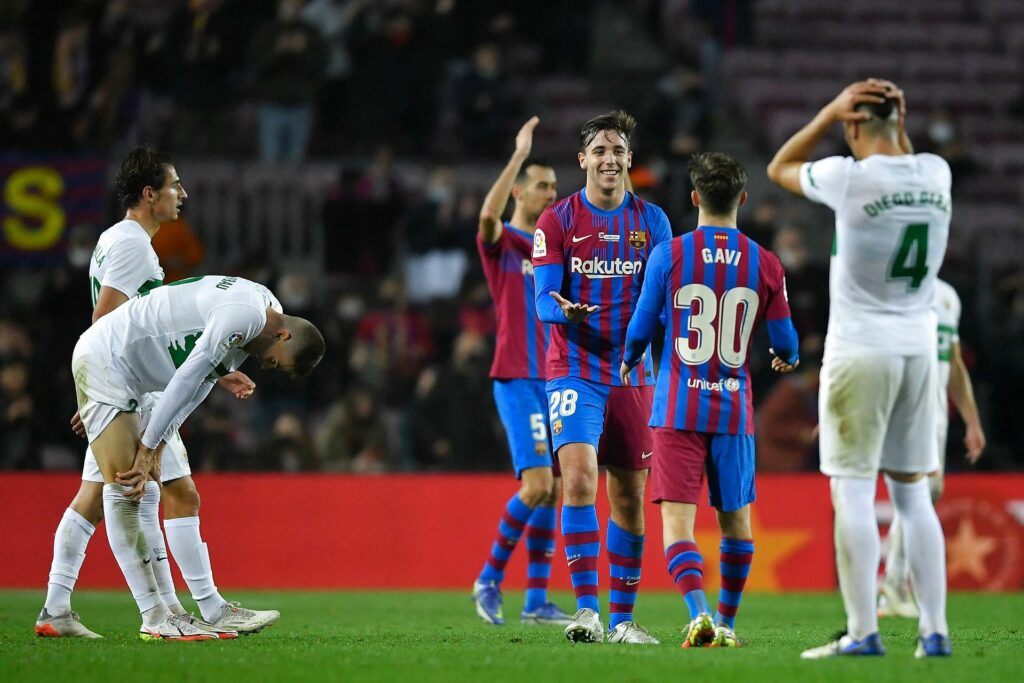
72, 275, 323, 640
621, 152, 799, 649
768, 79, 954, 658
472, 117, 571, 626
37, 148, 276, 640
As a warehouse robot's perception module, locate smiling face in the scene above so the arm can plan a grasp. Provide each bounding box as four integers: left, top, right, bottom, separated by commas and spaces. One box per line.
579, 129, 632, 195
150, 165, 187, 222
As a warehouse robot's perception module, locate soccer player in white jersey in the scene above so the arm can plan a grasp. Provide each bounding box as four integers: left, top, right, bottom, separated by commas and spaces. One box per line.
767, 79, 954, 658
72, 274, 324, 640
36, 149, 276, 639
879, 278, 986, 618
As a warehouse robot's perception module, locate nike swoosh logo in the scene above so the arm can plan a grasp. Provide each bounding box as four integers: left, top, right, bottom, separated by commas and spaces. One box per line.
157, 556, 167, 562
641, 451, 653, 459
572, 235, 592, 243
626, 579, 641, 586
567, 557, 583, 566
142, 557, 151, 565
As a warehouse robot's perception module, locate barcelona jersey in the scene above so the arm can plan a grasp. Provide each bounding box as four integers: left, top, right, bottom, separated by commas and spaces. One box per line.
478, 224, 550, 379
638, 227, 793, 434
532, 190, 672, 386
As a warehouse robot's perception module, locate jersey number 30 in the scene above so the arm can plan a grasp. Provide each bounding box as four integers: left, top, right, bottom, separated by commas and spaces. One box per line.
674, 284, 759, 368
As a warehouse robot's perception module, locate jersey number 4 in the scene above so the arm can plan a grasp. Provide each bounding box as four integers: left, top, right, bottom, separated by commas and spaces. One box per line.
674, 284, 759, 368
888, 223, 929, 291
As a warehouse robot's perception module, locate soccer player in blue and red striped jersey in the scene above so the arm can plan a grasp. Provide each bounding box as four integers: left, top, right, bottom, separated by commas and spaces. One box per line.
532, 111, 672, 645
620, 152, 800, 649
472, 117, 571, 627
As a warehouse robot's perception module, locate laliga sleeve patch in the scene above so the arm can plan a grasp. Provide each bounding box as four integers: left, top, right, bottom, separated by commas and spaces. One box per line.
533, 229, 547, 258
220, 331, 246, 351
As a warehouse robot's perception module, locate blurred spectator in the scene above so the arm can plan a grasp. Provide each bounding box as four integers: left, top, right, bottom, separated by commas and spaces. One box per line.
315, 383, 389, 473
302, 0, 363, 150
402, 166, 473, 303
251, 0, 327, 162
755, 336, 822, 472
920, 109, 977, 192
253, 411, 320, 471
323, 146, 404, 277
165, 0, 253, 155
453, 43, 513, 157
350, 276, 435, 409
411, 330, 504, 471
771, 225, 828, 337
744, 196, 781, 249
151, 216, 205, 283
0, 359, 35, 469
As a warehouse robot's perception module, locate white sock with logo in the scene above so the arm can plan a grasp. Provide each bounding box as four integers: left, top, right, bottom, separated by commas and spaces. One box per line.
885, 476, 948, 637
138, 481, 186, 615
164, 516, 227, 622
830, 476, 880, 641
102, 484, 165, 626
44, 508, 95, 616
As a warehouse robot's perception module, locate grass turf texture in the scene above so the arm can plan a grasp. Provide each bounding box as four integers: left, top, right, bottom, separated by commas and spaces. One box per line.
2, 590, 1021, 682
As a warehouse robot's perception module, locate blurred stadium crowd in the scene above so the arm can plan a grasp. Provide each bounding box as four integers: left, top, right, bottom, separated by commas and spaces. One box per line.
1, 0, 1022, 473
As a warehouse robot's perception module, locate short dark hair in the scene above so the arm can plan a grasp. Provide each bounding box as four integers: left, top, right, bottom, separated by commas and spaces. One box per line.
289, 317, 325, 379
515, 158, 552, 185
688, 152, 747, 215
854, 96, 899, 135
579, 110, 637, 150
854, 96, 898, 121
115, 147, 173, 210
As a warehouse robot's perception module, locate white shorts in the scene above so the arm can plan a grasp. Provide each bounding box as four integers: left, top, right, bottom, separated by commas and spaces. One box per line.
818, 353, 939, 478
81, 430, 191, 484
73, 340, 192, 484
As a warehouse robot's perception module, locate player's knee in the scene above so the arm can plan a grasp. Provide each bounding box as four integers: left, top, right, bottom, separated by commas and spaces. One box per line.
70, 483, 105, 526
519, 468, 554, 507
163, 478, 201, 518
562, 473, 597, 504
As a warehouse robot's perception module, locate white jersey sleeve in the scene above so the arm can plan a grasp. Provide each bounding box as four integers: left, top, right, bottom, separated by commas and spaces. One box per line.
139, 302, 266, 449
98, 233, 164, 298
799, 156, 855, 210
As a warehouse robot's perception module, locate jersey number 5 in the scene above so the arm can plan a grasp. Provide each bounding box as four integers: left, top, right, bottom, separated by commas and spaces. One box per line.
674, 284, 759, 368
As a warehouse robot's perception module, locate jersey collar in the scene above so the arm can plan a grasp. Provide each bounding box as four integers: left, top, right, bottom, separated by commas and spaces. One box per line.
580, 188, 632, 216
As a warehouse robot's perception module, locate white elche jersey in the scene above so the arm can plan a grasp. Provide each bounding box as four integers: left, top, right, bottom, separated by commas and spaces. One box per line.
88, 219, 164, 305
799, 153, 951, 359
77, 275, 281, 449
934, 278, 961, 412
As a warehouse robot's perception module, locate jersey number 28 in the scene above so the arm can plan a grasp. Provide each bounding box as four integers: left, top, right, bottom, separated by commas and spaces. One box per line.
674, 284, 759, 368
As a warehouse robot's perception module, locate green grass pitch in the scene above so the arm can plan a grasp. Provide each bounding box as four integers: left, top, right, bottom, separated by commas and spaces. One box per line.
2, 590, 1021, 682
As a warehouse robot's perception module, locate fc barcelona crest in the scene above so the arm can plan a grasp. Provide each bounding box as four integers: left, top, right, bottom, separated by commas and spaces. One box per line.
628, 230, 647, 249
552, 419, 563, 436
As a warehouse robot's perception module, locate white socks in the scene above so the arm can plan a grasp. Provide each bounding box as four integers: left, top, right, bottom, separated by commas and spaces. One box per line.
830, 476, 880, 640
102, 484, 164, 619
885, 476, 949, 637
139, 482, 186, 615
884, 509, 909, 587
164, 516, 226, 622
44, 508, 95, 615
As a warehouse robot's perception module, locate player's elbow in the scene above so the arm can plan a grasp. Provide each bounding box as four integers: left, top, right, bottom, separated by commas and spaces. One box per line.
766, 159, 784, 184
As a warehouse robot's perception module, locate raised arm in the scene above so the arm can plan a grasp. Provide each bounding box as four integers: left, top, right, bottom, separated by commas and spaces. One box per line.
479, 116, 540, 244
766, 81, 887, 195
949, 341, 985, 463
